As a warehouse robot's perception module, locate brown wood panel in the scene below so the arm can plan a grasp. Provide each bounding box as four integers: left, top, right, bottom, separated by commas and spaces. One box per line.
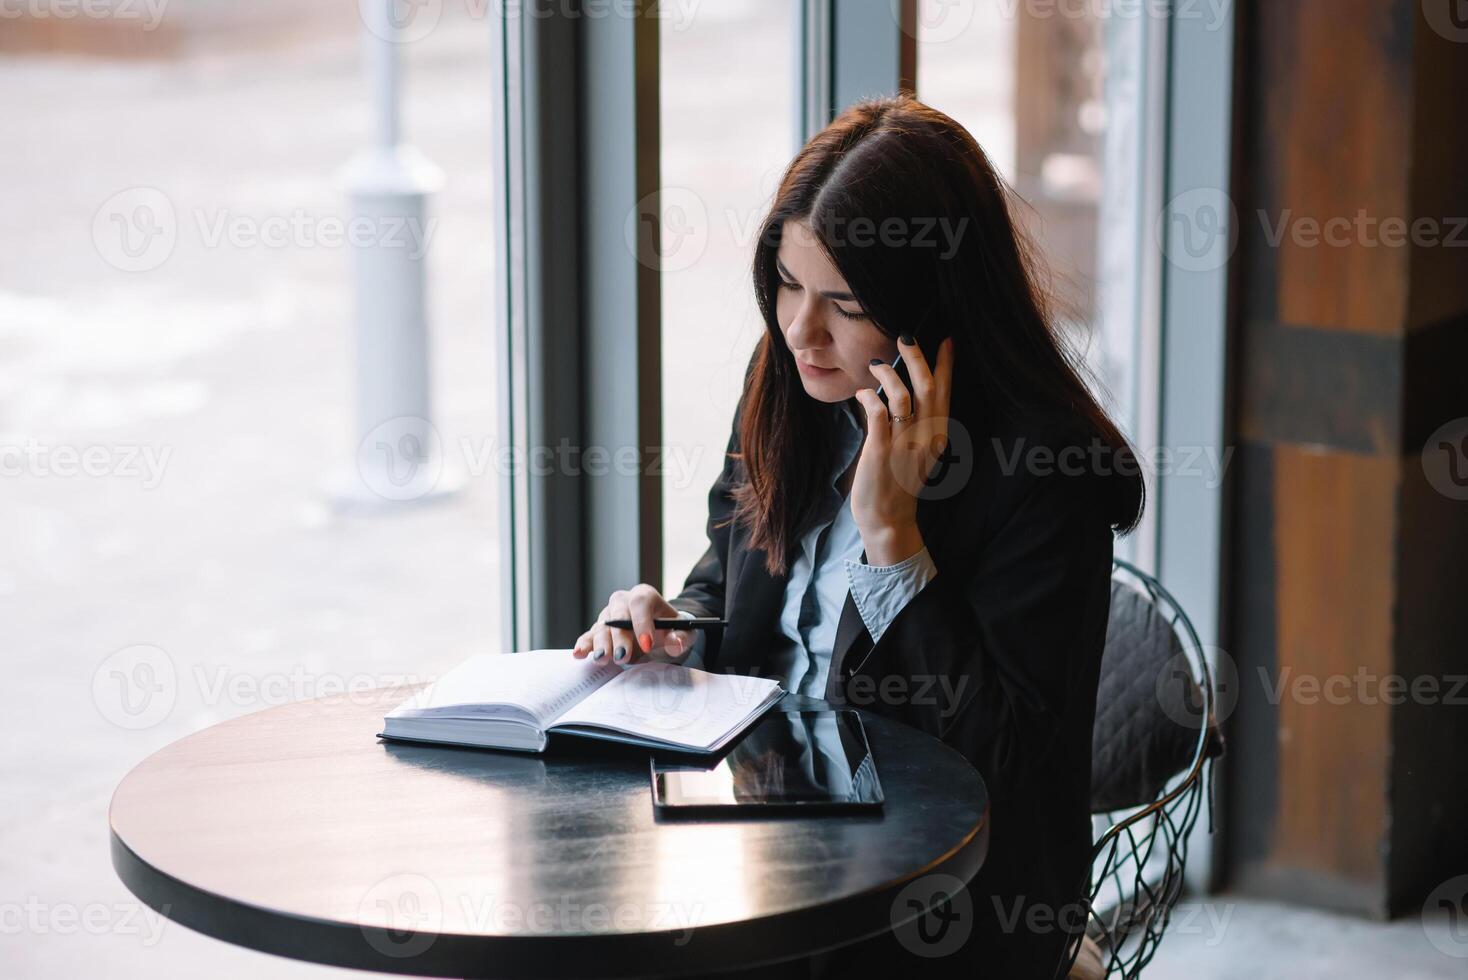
1269, 446, 1397, 884
1268, 0, 1412, 334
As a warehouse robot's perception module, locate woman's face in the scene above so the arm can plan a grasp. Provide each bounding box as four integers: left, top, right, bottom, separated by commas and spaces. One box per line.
775, 219, 897, 403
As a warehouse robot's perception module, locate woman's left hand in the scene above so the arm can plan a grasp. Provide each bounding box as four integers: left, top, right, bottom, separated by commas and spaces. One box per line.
851, 334, 956, 565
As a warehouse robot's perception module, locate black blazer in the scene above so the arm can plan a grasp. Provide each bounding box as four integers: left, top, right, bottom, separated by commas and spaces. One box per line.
669, 397, 1115, 977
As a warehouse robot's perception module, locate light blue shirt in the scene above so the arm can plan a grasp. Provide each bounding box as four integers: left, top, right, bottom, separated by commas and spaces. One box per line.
767, 399, 938, 697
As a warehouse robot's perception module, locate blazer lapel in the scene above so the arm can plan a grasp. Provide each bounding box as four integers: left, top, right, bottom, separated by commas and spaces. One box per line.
716, 530, 790, 677
824, 591, 872, 701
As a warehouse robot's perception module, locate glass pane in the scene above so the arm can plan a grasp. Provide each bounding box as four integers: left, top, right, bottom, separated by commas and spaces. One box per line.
916, 0, 1160, 432
659, 0, 800, 597
2, 5, 499, 975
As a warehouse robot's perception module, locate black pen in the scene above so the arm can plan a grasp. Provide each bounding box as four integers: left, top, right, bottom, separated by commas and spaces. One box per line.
603, 617, 727, 631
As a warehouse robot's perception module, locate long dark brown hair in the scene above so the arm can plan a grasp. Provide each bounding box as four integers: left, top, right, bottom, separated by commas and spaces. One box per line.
731, 95, 1143, 576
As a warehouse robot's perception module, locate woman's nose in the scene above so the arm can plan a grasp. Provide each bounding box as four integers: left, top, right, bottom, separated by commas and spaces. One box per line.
785, 299, 827, 352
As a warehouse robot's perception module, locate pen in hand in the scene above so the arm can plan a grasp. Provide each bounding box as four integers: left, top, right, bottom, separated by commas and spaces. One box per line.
602, 617, 726, 631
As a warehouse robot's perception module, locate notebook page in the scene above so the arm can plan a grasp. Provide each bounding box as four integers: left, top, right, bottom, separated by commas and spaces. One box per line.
387, 650, 620, 727
553, 663, 782, 750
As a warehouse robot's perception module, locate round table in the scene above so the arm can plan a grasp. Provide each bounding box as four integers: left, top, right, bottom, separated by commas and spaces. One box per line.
109, 686, 989, 978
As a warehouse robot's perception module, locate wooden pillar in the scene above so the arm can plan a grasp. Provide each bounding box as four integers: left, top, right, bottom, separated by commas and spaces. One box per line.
1224, 0, 1468, 917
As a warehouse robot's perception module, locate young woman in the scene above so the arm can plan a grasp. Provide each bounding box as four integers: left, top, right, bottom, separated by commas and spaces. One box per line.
572, 95, 1143, 976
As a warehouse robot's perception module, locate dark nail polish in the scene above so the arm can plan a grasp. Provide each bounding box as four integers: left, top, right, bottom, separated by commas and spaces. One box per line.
614, 646, 627, 663
869, 358, 884, 366
900, 333, 915, 346
592, 649, 606, 662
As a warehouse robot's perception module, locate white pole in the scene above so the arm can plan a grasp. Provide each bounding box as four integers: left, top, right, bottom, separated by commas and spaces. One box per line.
336, 0, 452, 508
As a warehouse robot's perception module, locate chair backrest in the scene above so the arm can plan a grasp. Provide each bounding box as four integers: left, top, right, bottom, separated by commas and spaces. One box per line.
1090, 576, 1209, 812
1056, 559, 1223, 980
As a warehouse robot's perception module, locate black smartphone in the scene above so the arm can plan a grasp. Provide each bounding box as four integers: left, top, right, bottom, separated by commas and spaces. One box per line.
874, 352, 910, 410
874, 332, 945, 409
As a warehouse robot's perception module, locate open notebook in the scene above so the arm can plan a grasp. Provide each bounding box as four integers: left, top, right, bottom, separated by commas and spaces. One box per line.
380, 651, 784, 755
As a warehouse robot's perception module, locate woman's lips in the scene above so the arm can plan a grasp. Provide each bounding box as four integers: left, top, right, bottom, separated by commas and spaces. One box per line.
797, 359, 839, 378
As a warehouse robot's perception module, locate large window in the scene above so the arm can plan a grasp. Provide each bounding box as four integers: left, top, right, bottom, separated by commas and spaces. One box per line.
658, 0, 800, 597
4, 3, 499, 975
918, 0, 1168, 558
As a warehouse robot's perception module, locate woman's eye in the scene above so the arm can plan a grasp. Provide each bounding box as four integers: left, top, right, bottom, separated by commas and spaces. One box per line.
777, 279, 801, 291
833, 305, 868, 321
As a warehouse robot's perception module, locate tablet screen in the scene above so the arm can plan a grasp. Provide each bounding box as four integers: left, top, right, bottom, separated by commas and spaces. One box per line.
651, 710, 884, 811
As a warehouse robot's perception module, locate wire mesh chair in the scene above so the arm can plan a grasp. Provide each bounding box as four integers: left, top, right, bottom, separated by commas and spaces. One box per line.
1056, 558, 1223, 979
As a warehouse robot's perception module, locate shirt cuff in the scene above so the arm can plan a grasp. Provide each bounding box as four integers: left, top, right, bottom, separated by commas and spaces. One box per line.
843, 546, 938, 644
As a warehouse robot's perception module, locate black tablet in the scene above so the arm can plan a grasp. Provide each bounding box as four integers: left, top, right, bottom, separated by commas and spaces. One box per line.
650, 709, 884, 813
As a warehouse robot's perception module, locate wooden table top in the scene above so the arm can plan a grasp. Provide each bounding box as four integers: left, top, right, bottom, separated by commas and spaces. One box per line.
109, 685, 988, 978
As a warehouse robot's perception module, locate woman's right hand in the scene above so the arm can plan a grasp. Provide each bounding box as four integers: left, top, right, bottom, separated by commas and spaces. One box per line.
571, 584, 694, 665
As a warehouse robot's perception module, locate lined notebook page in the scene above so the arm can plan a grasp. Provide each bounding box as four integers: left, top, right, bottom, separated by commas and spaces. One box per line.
388, 651, 619, 726
555, 662, 781, 750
